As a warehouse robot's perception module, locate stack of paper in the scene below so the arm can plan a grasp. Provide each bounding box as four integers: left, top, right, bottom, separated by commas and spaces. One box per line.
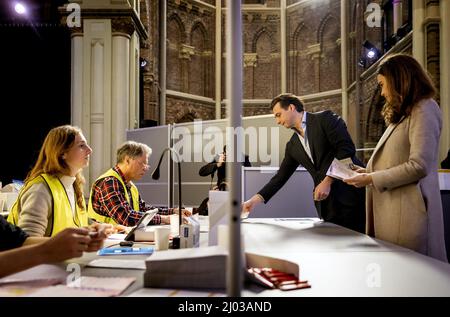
29, 276, 136, 297
144, 246, 227, 289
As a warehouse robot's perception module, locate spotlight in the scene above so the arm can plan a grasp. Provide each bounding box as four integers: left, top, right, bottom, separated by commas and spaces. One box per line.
367, 50, 376, 59
14, 2, 27, 15
140, 58, 148, 68
362, 40, 381, 61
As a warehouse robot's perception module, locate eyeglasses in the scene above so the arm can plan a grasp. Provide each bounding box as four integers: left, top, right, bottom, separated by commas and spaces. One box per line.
133, 158, 149, 168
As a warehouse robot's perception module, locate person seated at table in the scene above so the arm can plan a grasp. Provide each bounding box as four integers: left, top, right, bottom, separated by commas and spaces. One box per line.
197, 145, 251, 215
8, 125, 93, 237
199, 145, 251, 190
88, 141, 190, 227
0, 215, 108, 278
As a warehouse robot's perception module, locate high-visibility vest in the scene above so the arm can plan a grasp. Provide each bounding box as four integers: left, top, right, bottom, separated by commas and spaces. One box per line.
8, 174, 88, 237
87, 168, 140, 225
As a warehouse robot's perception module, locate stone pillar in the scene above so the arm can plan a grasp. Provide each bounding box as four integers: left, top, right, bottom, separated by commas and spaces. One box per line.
425, 1, 440, 102
440, 0, 450, 161
61, 0, 147, 190
70, 26, 83, 129
111, 18, 133, 153
412, 0, 426, 66
83, 19, 112, 188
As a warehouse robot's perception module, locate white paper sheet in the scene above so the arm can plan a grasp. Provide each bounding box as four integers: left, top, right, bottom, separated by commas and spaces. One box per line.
128, 288, 226, 297
326, 158, 359, 180
87, 259, 146, 270
67, 276, 136, 295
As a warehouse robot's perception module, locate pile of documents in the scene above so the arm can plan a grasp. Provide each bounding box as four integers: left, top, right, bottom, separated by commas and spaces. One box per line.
144, 246, 227, 289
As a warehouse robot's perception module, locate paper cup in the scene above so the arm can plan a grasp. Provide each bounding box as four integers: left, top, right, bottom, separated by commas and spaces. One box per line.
154, 227, 171, 251
170, 214, 180, 236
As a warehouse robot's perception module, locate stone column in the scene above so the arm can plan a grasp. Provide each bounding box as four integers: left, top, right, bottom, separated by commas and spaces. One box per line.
83, 19, 112, 188
412, 0, 426, 66
111, 18, 133, 153
440, 0, 450, 160
70, 26, 83, 129
61, 0, 147, 190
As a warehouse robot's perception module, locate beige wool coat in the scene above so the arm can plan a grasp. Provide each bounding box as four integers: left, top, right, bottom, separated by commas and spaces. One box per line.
366, 98, 447, 262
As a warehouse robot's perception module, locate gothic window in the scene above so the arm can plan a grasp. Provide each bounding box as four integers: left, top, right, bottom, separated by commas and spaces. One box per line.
167, 15, 184, 92
319, 15, 341, 92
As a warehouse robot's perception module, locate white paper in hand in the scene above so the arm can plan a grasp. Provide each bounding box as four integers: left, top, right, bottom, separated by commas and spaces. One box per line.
326, 158, 359, 180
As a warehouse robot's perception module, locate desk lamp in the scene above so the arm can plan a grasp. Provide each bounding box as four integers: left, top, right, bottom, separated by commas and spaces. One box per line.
151, 148, 182, 248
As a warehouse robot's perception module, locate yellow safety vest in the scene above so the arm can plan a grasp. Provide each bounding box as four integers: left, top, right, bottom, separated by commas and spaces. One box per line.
8, 174, 88, 237
87, 168, 140, 225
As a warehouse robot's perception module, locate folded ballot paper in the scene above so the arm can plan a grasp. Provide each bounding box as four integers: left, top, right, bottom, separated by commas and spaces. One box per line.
143, 246, 300, 290
326, 158, 359, 181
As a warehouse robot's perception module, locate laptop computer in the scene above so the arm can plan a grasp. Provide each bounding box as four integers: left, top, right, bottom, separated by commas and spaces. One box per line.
124, 209, 159, 242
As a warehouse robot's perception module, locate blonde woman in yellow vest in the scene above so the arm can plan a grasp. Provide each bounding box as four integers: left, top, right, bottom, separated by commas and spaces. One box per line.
8, 125, 91, 237
88, 141, 187, 227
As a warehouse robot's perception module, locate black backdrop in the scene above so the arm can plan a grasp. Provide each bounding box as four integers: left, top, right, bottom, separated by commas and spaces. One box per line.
0, 0, 71, 185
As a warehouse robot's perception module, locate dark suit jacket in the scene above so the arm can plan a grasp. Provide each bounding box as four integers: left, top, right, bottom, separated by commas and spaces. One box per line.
442, 149, 450, 169
258, 110, 365, 232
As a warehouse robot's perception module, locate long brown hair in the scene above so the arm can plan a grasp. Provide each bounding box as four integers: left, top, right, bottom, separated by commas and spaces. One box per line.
377, 53, 437, 124
26, 125, 86, 209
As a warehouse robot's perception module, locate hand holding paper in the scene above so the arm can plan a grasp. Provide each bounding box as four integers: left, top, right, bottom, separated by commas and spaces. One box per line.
326, 158, 360, 181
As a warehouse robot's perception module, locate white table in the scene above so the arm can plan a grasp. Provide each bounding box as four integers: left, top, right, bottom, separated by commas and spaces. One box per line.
9, 218, 450, 297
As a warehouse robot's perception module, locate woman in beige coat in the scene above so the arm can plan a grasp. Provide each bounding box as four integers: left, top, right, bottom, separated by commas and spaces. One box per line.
345, 54, 447, 262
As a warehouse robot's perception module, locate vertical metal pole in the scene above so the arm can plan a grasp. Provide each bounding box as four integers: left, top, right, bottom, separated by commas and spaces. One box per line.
159, 0, 167, 125
226, 0, 243, 297
280, 0, 287, 93
216, 0, 222, 119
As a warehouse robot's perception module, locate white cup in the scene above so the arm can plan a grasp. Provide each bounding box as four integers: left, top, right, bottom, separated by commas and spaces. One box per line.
217, 224, 229, 249
154, 227, 171, 251
170, 214, 180, 236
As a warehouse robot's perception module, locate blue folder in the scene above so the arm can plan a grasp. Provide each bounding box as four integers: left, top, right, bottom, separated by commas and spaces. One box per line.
97, 247, 154, 256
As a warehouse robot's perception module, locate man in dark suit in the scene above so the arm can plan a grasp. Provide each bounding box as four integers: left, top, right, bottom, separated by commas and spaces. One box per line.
243, 93, 365, 233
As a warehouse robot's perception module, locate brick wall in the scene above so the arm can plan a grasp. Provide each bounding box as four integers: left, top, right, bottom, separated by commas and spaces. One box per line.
166, 96, 216, 123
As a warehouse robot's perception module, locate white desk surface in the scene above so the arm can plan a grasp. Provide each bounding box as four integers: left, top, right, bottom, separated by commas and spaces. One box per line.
11, 218, 450, 297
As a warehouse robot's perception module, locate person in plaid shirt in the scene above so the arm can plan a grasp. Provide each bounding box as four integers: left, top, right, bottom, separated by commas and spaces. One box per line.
88, 141, 186, 227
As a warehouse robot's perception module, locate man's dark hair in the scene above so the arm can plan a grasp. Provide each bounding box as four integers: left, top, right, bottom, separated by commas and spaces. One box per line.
270, 93, 304, 112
